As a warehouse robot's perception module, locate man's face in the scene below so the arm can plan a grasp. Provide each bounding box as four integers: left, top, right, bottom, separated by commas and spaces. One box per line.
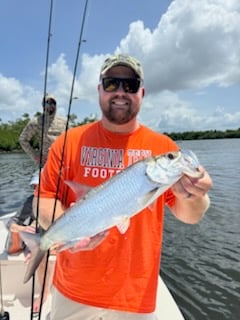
98, 66, 144, 125
44, 99, 56, 115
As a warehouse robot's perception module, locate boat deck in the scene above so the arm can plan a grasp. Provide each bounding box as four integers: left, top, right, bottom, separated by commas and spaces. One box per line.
0, 217, 184, 320
0, 256, 53, 319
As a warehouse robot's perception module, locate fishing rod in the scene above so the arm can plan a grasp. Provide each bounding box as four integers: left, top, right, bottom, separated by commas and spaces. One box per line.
37, 0, 90, 319
34, 0, 54, 231
33, 0, 55, 319
38, 0, 54, 172
51, 0, 90, 220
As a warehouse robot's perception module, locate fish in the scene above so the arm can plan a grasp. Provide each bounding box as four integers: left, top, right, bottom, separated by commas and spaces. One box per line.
20, 149, 203, 283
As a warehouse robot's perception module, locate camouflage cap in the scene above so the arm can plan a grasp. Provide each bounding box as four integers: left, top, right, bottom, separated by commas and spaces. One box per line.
100, 54, 144, 80
42, 94, 57, 106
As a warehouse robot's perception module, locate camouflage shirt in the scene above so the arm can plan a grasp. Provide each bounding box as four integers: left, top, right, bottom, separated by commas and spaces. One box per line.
19, 112, 67, 165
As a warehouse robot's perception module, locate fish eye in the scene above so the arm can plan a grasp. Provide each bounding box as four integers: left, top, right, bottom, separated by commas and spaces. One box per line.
167, 153, 174, 160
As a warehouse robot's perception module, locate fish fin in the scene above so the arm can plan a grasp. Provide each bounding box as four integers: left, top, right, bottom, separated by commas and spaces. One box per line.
19, 231, 46, 283
65, 180, 91, 201
115, 217, 130, 234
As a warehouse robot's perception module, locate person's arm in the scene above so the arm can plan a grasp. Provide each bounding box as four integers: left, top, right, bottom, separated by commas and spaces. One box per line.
169, 166, 212, 224
32, 196, 64, 230
19, 120, 39, 164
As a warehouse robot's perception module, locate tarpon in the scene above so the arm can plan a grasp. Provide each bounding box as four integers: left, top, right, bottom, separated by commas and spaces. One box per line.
21, 149, 203, 283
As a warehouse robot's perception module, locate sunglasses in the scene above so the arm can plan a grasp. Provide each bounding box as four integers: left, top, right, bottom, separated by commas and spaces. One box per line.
45, 99, 56, 106
102, 77, 141, 94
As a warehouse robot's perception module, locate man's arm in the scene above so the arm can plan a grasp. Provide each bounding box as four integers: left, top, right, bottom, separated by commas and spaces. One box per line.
170, 166, 212, 224
32, 196, 64, 230
19, 121, 39, 163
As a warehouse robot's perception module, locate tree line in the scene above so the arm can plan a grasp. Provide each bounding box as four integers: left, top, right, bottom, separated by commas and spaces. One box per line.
164, 128, 240, 140
0, 113, 239, 152
0, 113, 96, 152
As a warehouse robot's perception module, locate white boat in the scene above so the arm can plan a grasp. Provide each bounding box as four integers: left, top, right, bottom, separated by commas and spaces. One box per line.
0, 214, 185, 320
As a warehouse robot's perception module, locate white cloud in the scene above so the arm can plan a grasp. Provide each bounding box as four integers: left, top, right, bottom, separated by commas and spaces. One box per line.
0, 0, 239, 132
140, 91, 205, 132
139, 91, 240, 132
116, 0, 240, 91
0, 74, 41, 121
205, 107, 240, 129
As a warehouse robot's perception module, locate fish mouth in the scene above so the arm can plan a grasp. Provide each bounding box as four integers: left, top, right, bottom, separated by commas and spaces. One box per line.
181, 149, 200, 165
182, 167, 203, 178
180, 149, 203, 178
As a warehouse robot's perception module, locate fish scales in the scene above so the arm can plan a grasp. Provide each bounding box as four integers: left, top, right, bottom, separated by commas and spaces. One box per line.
42, 159, 159, 249
20, 149, 203, 283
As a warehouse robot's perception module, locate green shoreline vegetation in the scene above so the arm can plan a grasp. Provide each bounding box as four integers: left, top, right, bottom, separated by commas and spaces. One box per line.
0, 113, 239, 152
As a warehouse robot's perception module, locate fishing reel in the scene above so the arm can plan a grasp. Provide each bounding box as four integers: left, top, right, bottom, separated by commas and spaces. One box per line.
0, 311, 9, 320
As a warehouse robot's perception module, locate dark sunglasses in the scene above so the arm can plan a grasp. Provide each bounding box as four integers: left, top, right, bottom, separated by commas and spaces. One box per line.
45, 99, 56, 106
102, 77, 141, 94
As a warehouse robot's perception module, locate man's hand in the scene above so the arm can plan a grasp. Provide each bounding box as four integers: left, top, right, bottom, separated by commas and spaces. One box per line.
10, 223, 36, 234
172, 166, 212, 200
170, 166, 213, 224
69, 231, 109, 253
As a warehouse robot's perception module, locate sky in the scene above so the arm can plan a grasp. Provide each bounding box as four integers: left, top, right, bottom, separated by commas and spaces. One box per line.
1, 0, 240, 132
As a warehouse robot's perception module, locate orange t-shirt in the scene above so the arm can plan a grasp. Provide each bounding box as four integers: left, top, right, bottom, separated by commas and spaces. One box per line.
38, 121, 178, 313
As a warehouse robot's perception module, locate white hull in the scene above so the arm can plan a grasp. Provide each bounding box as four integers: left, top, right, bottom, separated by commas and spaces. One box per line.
0, 215, 184, 320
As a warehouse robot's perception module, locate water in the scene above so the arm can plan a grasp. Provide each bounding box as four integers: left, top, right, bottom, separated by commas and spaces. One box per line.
0, 140, 239, 319
161, 139, 240, 320
0, 153, 36, 214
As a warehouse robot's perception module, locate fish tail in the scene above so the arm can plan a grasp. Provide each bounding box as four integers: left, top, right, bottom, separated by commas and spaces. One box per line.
19, 231, 46, 283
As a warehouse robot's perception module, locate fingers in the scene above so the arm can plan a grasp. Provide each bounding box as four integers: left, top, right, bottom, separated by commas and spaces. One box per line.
191, 166, 213, 194
23, 225, 36, 233
71, 237, 91, 251
172, 177, 194, 199
172, 166, 213, 199
69, 231, 109, 253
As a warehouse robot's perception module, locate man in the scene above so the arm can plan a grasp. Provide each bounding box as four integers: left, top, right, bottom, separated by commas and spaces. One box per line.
18, 95, 66, 312
34, 54, 212, 320
19, 95, 67, 166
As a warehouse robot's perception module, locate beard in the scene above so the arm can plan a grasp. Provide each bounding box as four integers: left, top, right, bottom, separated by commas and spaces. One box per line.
101, 100, 138, 125
44, 106, 56, 116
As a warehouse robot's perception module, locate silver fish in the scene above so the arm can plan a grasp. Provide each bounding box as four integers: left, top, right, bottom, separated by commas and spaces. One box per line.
21, 149, 202, 283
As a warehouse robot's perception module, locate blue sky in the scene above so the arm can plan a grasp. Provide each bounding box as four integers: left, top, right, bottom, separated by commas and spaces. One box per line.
1, 0, 240, 132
